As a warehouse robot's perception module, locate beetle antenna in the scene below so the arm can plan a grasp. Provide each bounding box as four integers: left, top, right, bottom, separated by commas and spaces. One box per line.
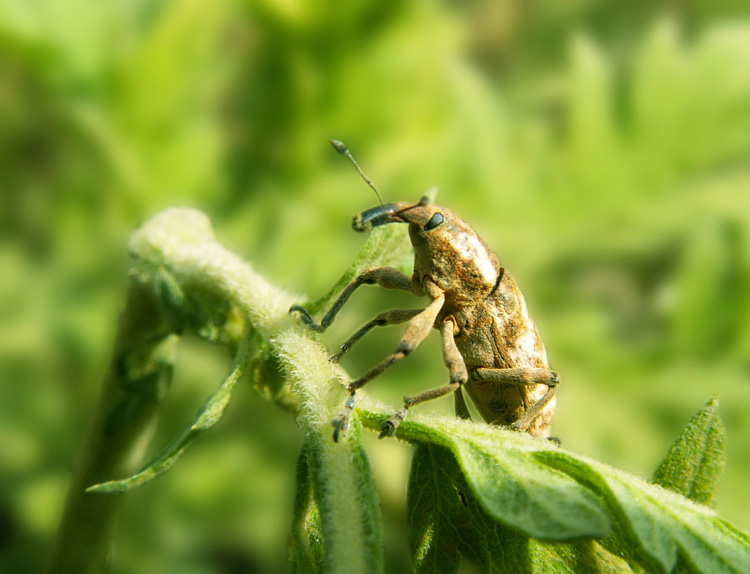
330, 140, 383, 205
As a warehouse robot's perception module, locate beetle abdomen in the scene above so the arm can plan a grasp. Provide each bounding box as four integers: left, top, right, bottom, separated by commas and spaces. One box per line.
457, 272, 556, 437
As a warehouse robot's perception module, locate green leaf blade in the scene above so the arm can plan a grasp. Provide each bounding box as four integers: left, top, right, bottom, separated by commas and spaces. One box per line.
360, 411, 611, 542
408, 445, 461, 574
306, 422, 384, 574
652, 395, 726, 509
87, 337, 251, 493
85, 439, 192, 494
538, 449, 750, 574
408, 442, 632, 574
454, 437, 611, 541
290, 440, 325, 574
360, 409, 750, 574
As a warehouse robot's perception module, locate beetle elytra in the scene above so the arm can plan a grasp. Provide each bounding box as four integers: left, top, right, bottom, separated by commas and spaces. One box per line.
290, 141, 558, 442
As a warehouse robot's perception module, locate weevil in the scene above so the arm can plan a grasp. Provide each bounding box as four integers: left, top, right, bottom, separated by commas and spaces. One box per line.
290, 141, 558, 442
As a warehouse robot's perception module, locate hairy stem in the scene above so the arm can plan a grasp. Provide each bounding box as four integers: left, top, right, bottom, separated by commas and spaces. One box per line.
49, 208, 388, 574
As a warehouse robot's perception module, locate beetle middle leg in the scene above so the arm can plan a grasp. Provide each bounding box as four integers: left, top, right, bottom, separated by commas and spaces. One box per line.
330, 308, 422, 363
470, 367, 559, 432
332, 282, 445, 442
379, 317, 468, 438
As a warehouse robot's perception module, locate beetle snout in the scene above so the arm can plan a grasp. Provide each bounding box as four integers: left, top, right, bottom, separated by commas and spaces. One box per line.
352, 202, 413, 232
352, 203, 399, 231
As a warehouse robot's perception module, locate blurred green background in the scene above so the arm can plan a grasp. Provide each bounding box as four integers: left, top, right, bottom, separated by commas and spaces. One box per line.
2, 0, 750, 572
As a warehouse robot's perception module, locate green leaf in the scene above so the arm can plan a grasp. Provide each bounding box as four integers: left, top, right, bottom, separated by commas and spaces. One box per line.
86, 335, 252, 493
362, 412, 611, 541
290, 440, 325, 574
358, 410, 750, 574
538, 449, 750, 574
153, 264, 234, 343
652, 395, 726, 509
306, 421, 384, 574
408, 445, 460, 574
409, 444, 634, 574
290, 430, 385, 574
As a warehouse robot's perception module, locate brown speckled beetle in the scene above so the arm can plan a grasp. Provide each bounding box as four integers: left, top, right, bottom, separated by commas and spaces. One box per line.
291, 141, 558, 442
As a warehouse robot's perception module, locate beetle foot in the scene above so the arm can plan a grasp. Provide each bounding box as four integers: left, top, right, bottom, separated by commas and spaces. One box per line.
332, 415, 349, 443
378, 408, 408, 439
332, 393, 356, 442
289, 305, 325, 333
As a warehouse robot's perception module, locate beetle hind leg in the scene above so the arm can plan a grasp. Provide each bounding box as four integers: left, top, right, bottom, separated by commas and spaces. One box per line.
379, 318, 468, 439
378, 407, 408, 439
508, 383, 557, 432
379, 382, 462, 438
470, 367, 559, 433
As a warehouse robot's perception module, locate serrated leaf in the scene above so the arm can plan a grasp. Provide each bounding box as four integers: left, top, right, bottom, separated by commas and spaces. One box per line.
455, 437, 610, 541
538, 449, 750, 574
359, 410, 750, 574
361, 412, 611, 541
87, 335, 252, 493
409, 443, 634, 574
652, 395, 726, 509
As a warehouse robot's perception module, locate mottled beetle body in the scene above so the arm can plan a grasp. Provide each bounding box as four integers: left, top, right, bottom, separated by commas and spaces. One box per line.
291, 142, 558, 441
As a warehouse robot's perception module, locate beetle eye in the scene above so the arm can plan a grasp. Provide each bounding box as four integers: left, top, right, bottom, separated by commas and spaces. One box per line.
424, 212, 444, 231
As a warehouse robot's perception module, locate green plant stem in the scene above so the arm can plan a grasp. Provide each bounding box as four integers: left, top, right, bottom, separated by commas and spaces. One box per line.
49, 208, 386, 574
47, 278, 177, 573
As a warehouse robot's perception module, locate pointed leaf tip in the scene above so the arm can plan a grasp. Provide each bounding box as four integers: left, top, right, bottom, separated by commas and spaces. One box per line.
652, 395, 726, 508
87, 339, 251, 494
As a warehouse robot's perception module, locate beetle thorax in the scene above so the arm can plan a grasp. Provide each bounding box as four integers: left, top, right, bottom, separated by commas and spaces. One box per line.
410, 216, 501, 303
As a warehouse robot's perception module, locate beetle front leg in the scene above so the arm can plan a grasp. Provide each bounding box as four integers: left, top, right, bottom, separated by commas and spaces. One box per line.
331, 392, 356, 443
289, 267, 414, 332
380, 317, 468, 438
332, 283, 445, 442
470, 367, 559, 432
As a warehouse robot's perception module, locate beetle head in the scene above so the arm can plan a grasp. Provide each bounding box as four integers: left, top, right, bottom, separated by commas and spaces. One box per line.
352, 197, 501, 299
